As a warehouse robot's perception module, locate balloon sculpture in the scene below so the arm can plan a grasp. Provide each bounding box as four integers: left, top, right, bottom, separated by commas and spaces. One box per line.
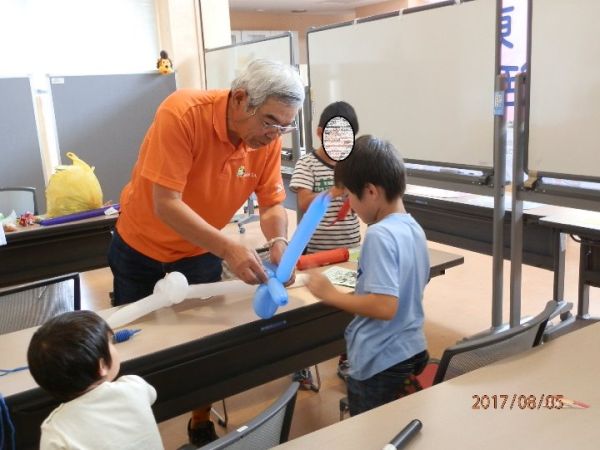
106, 192, 331, 328
253, 191, 331, 318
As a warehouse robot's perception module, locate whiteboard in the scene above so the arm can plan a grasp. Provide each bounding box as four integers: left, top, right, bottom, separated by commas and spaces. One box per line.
205, 33, 293, 89
528, 0, 600, 181
308, 0, 497, 169
205, 33, 294, 148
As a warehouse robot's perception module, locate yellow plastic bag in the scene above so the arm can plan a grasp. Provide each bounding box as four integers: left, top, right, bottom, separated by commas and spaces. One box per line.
46, 152, 103, 218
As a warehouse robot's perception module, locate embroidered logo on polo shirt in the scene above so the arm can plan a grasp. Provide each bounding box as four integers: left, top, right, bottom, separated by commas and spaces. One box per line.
236, 165, 257, 178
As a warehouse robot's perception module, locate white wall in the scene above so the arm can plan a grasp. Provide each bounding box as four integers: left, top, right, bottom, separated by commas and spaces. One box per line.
156, 0, 206, 89
200, 0, 233, 49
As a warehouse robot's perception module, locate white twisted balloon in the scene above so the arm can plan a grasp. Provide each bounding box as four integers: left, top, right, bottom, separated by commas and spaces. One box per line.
106, 272, 308, 329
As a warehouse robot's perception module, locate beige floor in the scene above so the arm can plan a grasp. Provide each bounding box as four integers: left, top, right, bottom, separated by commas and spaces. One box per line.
80, 234, 600, 450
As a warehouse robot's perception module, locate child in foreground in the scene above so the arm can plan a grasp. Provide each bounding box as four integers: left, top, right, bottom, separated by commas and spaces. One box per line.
27, 310, 164, 449
305, 135, 430, 416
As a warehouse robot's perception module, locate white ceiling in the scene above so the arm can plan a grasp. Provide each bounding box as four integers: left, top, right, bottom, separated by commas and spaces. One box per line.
228, 0, 390, 14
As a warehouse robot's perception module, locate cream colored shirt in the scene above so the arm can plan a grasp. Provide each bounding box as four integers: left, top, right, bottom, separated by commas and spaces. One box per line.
40, 375, 163, 450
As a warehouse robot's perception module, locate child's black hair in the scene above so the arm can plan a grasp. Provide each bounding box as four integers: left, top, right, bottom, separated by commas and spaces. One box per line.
318, 101, 359, 135
27, 310, 114, 401
334, 135, 406, 201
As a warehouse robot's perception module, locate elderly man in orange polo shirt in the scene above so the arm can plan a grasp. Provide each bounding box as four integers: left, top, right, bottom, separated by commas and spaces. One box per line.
108, 59, 304, 446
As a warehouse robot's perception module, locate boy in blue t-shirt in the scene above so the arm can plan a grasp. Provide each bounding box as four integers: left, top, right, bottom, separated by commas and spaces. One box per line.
306, 135, 430, 416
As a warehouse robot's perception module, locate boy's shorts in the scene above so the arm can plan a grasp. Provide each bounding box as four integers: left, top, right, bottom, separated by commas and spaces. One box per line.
346, 350, 429, 416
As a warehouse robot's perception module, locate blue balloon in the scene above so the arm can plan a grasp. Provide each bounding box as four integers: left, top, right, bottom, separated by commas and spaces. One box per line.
252, 192, 331, 319
276, 192, 331, 283
253, 284, 278, 319
267, 277, 288, 306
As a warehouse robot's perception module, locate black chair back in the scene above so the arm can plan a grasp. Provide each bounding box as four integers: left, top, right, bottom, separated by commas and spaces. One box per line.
434, 301, 558, 384
197, 382, 299, 450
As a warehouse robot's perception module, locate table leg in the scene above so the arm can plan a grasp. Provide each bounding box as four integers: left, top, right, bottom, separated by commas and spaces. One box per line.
578, 241, 591, 319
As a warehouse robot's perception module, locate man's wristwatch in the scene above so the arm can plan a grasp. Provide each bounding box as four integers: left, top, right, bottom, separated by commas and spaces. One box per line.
267, 237, 288, 248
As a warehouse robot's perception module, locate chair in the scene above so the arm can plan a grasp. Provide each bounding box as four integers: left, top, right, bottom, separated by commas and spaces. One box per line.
0, 186, 81, 335
231, 195, 259, 234
0, 186, 38, 216
218, 244, 307, 427
339, 300, 559, 419
181, 382, 299, 450
433, 300, 558, 383
0, 273, 81, 334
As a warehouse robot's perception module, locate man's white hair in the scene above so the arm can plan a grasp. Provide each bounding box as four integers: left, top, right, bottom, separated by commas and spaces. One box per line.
231, 59, 305, 109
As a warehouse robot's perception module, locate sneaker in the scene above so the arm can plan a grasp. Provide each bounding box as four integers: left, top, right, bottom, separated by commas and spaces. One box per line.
187, 419, 218, 447
292, 368, 314, 390
337, 360, 350, 381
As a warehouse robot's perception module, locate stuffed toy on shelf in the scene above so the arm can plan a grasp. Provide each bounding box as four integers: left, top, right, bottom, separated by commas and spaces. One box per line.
156, 50, 174, 74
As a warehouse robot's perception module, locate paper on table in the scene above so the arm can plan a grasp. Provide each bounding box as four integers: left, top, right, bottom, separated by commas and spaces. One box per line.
0, 224, 6, 246
405, 185, 466, 199
465, 196, 542, 210
323, 266, 357, 288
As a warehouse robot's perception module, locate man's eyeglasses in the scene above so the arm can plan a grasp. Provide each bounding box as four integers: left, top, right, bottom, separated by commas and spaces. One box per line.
262, 120, 298, 135
249, 108, 297, 135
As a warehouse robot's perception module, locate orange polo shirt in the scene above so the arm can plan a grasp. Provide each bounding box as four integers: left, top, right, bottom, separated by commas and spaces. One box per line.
117, 89, 285, 262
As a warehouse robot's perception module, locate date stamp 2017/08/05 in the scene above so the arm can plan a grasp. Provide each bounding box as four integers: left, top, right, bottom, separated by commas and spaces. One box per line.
472, 394, 590, 410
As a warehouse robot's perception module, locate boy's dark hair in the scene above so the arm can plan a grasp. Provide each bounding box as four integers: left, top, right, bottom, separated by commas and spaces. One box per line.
318, 101, 359, 135
27, 310, 114, 401
334, 135, 406, 201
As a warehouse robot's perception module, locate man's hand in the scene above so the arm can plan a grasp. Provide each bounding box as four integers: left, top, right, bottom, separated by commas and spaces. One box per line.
223, 242, 267, 285
306, 272, 338, 303
269, 240, 295, 286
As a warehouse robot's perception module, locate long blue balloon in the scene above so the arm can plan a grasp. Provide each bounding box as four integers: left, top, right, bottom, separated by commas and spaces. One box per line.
276, 192, 331, 283
253, 192, 331, 319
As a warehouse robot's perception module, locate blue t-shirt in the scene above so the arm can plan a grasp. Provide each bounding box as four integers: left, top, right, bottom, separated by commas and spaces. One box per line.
345, 213, 429, 380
